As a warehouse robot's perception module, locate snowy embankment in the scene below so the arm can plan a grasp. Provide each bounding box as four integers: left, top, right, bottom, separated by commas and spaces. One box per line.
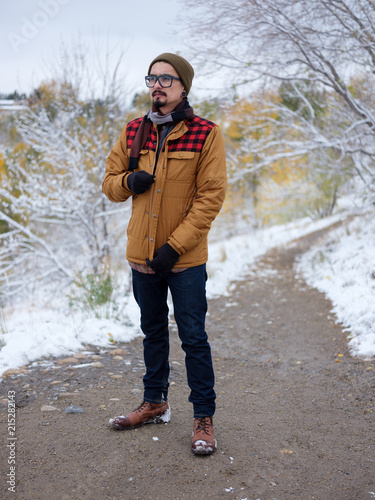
296, 212, 375, 358
0, 211, 374, 376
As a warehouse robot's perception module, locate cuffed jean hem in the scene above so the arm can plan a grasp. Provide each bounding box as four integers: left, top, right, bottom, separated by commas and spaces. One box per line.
193, 411, 215, 418
192, 401, 216, 418
144, 397, 168, 404
143, 392, 168, 404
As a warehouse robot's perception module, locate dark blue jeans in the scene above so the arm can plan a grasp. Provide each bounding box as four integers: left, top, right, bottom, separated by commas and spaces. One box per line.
132, 264, 216, 417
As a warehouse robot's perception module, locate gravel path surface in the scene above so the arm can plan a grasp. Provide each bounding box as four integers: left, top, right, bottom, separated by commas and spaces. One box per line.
1, 222, 374, 500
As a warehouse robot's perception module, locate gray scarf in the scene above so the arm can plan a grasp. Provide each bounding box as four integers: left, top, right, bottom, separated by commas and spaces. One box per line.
128, 99, 195, 171
148, 109, 176, 125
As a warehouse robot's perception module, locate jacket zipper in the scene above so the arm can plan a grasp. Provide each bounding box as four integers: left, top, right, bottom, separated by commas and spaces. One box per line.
147, 122, 185, 258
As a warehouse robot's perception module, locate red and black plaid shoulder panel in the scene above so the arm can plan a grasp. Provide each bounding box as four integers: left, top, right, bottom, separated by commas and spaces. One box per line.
126, 118, 157, 152
168, 116, 216, 153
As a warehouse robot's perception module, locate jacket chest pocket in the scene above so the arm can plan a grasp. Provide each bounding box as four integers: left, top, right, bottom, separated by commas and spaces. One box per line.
166, 151, 197, 181
137, 149, 155, 175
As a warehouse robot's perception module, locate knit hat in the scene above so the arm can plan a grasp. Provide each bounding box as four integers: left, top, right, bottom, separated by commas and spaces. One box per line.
148, 53, 195, 95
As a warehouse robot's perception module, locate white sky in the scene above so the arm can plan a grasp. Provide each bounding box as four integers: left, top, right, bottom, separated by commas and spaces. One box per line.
0, 0, 196, 99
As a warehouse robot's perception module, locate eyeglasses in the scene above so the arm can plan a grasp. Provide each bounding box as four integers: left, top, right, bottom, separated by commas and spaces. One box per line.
145, 74, 181, 88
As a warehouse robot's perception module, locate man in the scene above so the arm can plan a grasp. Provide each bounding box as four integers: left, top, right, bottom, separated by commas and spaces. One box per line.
102, 53, 227, 455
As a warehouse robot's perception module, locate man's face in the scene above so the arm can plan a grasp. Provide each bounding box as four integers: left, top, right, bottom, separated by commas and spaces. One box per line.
148, 61, 185, 115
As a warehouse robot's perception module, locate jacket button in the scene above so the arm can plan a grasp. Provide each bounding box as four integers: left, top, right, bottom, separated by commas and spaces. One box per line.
157, 189, 161, 193
153, 214, 157, 218
150, 238, 154, 242
146, 211, 149, 214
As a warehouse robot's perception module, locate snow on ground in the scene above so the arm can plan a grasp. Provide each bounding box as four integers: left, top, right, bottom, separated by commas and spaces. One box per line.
206, 213, 346, 298
0, 295, 142, 376
0, 210, 374, 376
296, 212, 375, 358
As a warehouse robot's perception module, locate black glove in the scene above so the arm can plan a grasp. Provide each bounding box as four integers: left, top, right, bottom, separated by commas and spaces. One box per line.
146, 243, 180, 274
126, 171, 155, 194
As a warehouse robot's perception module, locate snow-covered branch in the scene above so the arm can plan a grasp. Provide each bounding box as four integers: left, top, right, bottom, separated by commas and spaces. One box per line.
0, 62, 131, 301
182, 0, 375, 199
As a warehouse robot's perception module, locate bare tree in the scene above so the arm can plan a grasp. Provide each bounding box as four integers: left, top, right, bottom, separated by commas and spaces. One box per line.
181, 0, 375, 199
0, 45, 130, 299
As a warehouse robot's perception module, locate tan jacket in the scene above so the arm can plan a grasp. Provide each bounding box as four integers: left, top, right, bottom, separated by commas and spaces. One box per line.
102, 115, 227, 268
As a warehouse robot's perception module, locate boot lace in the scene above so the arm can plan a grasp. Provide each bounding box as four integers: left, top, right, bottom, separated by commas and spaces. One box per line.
134, 401, 150, 413
195, 417, 211, 434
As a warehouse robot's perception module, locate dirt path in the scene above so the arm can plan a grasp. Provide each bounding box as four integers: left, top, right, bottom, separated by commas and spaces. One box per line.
1, 223, 374, 500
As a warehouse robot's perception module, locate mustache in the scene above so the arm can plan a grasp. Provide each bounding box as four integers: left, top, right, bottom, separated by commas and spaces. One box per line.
152, 90, 167, 97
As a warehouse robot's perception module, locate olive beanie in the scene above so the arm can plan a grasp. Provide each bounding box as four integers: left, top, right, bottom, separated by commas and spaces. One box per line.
148, 53, 195, 95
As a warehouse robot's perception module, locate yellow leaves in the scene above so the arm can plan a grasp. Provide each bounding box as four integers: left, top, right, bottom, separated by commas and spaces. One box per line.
13, 142, 28, 154
29, 79, 80, 110
226, 120, 244, 142
280, 449, 293, 454
224, 90, 311, 226
0, 152, 5, 178
226, 94, 281, 144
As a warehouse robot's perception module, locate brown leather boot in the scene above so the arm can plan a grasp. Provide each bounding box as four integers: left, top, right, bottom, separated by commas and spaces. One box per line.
109, 401, 170, 430
191, 416, 217, 455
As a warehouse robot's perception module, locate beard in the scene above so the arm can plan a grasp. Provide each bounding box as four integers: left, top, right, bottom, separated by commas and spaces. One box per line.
153, 98, 167, 109
152, 91, 167, 109
153, 99, 166, 109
